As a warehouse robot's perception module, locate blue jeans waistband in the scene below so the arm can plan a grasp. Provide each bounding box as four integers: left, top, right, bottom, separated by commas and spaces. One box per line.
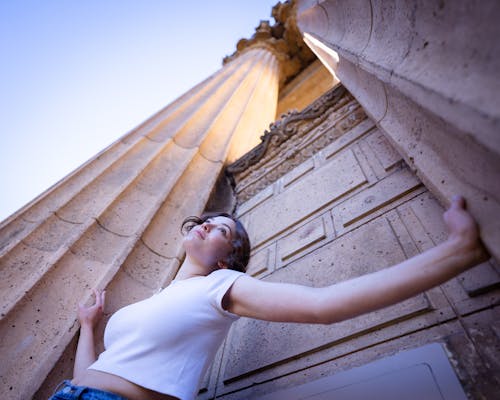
49, 380, 129, 400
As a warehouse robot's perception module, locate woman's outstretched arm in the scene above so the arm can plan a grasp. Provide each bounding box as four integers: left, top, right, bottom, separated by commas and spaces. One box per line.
227, 196, 489, 324
73, 289, 105, 379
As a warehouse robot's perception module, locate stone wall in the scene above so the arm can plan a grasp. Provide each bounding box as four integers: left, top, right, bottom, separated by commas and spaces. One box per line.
203, 85, 500, 399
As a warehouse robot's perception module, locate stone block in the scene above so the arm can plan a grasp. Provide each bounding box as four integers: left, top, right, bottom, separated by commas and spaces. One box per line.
457, 259, 500, 297
248, 148, 367, 246
238, 184, 274, 216
282, 158, 314, 189
363, 128, 402, 172
278, 214, 328, 262
320, 117, 375, 161
398, 192, 500, 314
246, 245, 275, 277
336, 166, 421, 228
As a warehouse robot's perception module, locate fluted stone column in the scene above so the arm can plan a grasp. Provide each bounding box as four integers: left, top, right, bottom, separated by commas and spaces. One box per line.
296, 0, 500, 259
0, 45, 280, 399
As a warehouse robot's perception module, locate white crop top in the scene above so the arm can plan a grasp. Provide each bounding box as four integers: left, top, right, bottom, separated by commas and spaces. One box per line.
89, 269, 244, 400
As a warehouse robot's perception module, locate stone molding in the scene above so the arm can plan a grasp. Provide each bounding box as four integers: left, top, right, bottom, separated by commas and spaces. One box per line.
227, 84, 367, 203
223, 0, 316, 86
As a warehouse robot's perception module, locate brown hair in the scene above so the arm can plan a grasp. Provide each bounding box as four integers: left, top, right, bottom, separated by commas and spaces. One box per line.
181, 212, 251, 273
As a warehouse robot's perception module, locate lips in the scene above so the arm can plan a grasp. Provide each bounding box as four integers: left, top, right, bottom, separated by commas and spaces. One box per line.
194, 229, 205, 239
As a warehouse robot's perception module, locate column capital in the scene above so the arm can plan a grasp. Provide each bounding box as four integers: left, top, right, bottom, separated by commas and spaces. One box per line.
223, 0, 315, 87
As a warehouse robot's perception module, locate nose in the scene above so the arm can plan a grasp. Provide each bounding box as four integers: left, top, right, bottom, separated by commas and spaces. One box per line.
202, 222, 211, 232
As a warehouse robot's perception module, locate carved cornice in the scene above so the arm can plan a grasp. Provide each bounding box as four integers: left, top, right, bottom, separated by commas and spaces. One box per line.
223, 1, 316, 87
226, 85, 368, 203
227, 85, 347, 175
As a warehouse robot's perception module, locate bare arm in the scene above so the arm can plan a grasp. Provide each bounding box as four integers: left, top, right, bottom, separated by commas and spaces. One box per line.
227, 196, 488, 324
73, 289, 105, 379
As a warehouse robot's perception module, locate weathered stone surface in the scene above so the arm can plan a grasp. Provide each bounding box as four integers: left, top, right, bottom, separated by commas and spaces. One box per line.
145, 59, 245, 144
281, 157, 314, 189
228, 85, 366, 204
361, 128, 402, 172
336, 166, 421, 228
175, 51, 265, 149
201, 50, 280, 162
217, 77, 498, 398
248, 147, 367, 247
276, 60, 336, 117
0, 216, 35, 256
278, 214, 328, 262
238, 184, 274, 216
297, 0, 500, 260
120, 241, 180, 290
141, 154, 222, 259
246, 244, 275, 277
57, 138, 163, 223
222, 217, 431, 383
98, 142, 196, 236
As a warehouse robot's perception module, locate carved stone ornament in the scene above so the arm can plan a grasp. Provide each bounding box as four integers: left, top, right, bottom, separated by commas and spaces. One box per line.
223, 0, 316, 87
226, 84, 368, 203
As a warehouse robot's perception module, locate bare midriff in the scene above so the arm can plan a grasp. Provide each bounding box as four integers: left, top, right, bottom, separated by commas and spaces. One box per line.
71, 369, 179, 400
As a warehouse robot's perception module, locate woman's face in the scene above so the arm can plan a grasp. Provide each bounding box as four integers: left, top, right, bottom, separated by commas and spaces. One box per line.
183, 216, 236, 269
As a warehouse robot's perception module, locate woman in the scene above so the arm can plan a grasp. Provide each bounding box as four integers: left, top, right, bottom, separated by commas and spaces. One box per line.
50, 196, 488, 400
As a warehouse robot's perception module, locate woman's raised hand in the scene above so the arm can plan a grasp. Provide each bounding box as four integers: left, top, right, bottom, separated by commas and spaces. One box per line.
443, 196, 488, 261
78, 289, 106, 329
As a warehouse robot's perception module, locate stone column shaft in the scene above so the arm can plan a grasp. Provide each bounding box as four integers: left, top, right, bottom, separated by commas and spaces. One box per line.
297, 0, 500, 259
0, 47, 279, 400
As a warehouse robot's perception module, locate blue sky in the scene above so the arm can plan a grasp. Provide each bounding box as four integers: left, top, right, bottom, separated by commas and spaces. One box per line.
0, 0, 279, 222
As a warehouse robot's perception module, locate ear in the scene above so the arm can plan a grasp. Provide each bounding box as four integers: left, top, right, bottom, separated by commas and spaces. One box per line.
217, 260, 228, 270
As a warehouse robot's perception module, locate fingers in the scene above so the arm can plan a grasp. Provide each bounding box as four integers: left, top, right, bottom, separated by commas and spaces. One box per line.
93, 289, 106, 310
450, 195, 465, 210
100, 290, 106, 311
78, 289, 106, 310
93, 289, 101, 307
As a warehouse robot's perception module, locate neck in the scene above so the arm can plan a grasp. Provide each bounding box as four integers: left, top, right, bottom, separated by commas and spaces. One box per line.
175, 257, 216, 281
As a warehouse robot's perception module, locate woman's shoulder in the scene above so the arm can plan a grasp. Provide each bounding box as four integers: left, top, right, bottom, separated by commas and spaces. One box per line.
207, 268, 245, 284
